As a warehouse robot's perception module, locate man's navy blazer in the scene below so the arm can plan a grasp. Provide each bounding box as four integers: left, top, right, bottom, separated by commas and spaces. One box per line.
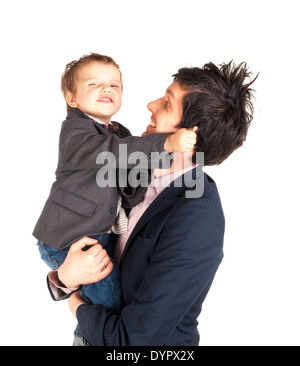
33, 109, 169, 249
76, 167, 225, 346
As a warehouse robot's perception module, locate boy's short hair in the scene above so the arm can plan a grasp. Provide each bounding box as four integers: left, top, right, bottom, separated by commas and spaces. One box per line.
61, 53, 122, 113
173, 61, 258, 166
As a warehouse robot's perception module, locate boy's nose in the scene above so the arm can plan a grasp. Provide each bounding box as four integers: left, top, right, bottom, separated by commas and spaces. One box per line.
102, 85, 111, 93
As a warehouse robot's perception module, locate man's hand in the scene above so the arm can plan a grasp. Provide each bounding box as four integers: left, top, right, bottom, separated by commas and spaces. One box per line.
164, 126, 198, 153
57, 236, 113, 289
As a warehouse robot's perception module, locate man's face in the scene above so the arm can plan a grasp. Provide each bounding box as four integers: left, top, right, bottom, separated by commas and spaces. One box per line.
143, 82, 187, 136
66, 61, 122, 123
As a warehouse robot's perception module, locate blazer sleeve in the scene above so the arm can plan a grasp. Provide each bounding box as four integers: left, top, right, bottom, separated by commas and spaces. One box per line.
76, 195, 225, 346
59, 118, 170, 171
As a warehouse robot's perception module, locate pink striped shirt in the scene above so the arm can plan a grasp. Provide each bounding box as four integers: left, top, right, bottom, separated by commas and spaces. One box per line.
114, 164, 196, 265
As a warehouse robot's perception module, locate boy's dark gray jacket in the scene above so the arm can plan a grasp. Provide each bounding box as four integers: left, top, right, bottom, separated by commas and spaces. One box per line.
33, 108, 169, 249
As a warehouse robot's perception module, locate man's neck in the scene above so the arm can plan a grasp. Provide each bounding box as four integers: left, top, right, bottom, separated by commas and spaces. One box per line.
154, 152, 194, 178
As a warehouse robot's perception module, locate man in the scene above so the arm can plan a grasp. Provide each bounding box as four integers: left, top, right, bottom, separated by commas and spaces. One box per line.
51, 61, 257, 345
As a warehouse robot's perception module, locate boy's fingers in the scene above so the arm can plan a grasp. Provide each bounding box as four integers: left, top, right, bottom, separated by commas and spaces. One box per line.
185, 126, 198, 132
187, 134, 197, 143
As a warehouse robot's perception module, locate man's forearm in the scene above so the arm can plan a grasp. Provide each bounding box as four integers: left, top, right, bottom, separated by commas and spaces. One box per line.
69, 292, 87, 317
47, 270, 80, 301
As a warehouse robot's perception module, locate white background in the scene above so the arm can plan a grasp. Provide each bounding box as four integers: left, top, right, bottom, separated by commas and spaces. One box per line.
0, 0, 299, 346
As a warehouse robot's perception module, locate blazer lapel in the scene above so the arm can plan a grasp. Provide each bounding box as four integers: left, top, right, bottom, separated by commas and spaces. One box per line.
129, 184, 183, 239
120, 166, 203, 265
119, 186, 183, 266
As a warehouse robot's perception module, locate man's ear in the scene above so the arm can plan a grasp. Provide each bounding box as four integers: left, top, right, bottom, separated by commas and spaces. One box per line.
66, 91, 79, 109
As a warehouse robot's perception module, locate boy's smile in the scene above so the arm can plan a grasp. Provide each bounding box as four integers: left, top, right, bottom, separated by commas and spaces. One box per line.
66, 61, 122, 123
98, 96, 114, 103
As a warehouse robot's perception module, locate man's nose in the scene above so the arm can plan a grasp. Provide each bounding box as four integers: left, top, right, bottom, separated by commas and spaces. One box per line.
147, 99, 159, 114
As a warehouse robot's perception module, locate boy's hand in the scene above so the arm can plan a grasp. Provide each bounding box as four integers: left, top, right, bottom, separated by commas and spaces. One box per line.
164, 126, 198, 153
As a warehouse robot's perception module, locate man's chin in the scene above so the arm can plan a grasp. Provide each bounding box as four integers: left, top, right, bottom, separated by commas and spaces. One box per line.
142, 124, 156, 136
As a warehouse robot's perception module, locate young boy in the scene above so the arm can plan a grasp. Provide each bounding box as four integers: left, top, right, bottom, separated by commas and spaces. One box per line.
33, 53, 196, 340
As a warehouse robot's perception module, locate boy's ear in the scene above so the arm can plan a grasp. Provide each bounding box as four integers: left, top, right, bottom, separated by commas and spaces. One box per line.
66, 91, 78, 108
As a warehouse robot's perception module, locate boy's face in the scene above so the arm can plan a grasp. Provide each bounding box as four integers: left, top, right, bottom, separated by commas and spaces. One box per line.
67, 61, 122, 123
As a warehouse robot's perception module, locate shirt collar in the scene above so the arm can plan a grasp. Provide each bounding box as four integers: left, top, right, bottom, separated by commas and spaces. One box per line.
84, 113, 112, 126
150, 164, 197, 190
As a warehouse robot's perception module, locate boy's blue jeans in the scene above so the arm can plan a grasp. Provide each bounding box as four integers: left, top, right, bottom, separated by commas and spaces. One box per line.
37, 233, 122, 338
